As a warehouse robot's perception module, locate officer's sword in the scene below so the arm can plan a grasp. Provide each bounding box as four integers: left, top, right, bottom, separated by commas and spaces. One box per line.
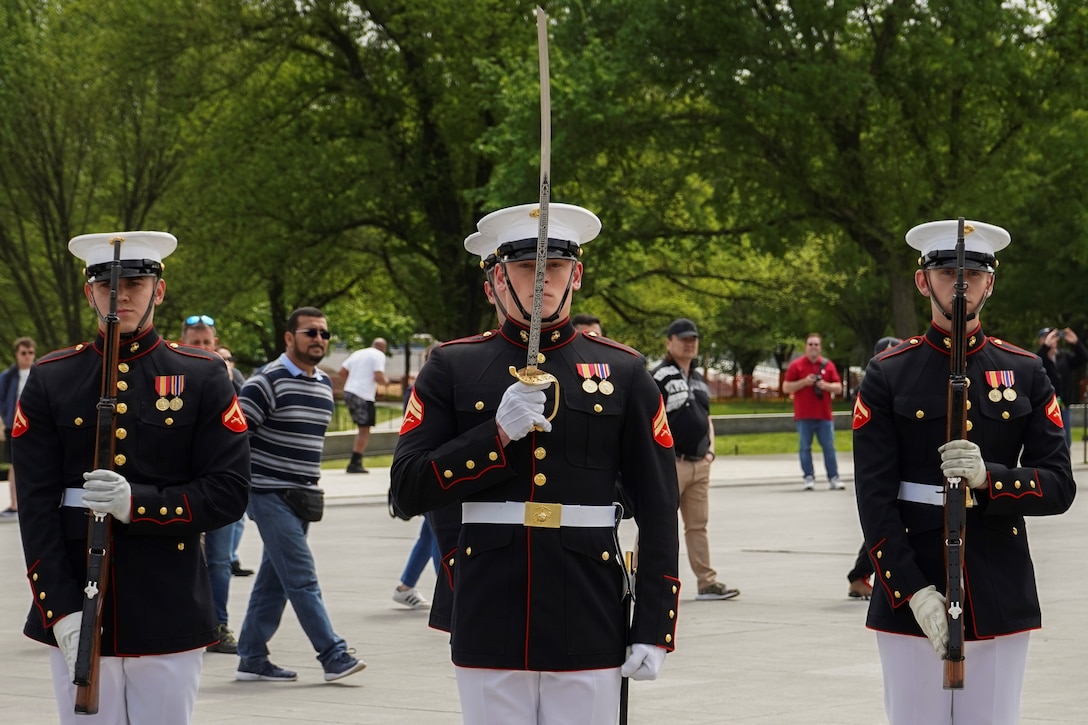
509, 6, 560, 415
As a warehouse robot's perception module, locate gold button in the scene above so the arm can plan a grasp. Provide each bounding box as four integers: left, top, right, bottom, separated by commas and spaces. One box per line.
601, 551, 610, 561
137, 506, 146, 515
170, 342, 179, 348
117, 380, 128, 391
665, 634, 672, 643
1030, 481, 1036, 488
534, 447, 546, 460
966, 400, 972, 410
966, 420, 973, 432
74, 417, 83, 426
444, 470, 453, 479
117, 403, 127, 414
475, 401, 484, 411
178, 543, 185, 551
175, 507, 183, 515
672, 585, 678, 594
876, 551, 883, 559
533, 473, 547, 486
594, 404, 603, 413
466, 547, 472, 556
118, 362, 129, 373
669, 610, 675, 619
115, 428, 127, 440
159, 507, 168, 515
537, 353, 545, 364
915, 410, 924, 419
448, 558, 455, 567
1012, 527, 1018, 535
884, 570, 891, 579
1014, 480, 1021, 489
165, 418, 173, 425
489, 451, 498, 461
466, 460, 475, 470
32, 573, 38, 581
75, 344, 84, 351
46, 610, 53, 618
39, 592, 46, 600
114, 454, 126, 466
482, 330, 493, 337
995, 482, 1003, 490
1002, 411, 1010, 419
894, 591, 901, 598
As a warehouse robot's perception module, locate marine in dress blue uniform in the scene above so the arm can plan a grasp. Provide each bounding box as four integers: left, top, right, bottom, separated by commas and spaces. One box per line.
13, 232, 251, 724
853, 219, 1075, 724
391, 203, 680, 724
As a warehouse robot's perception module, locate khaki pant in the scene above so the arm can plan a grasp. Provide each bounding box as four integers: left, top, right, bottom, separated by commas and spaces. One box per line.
676, 457, 717, 590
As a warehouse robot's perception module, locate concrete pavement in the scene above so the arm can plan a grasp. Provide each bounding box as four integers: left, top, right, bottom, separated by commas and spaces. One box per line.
0, 454, 1085, 724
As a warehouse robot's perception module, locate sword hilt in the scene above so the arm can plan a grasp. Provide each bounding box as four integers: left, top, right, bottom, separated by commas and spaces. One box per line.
509, 365, 560, 427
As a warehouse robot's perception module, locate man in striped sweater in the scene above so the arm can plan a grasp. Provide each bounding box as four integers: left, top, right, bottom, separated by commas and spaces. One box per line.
234, 307, 366, 684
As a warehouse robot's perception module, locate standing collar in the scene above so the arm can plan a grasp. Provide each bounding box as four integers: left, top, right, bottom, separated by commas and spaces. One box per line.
499, 318, 578, 350
923, 322, 987, 355
93, 326, 162, 361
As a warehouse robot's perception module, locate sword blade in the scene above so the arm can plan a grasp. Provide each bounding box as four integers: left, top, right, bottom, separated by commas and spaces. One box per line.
527, 5, 551, 372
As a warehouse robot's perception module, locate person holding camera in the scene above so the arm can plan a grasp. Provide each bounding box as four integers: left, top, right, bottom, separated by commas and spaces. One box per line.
783, 332, 844, 490
1036, 326, 1088, 447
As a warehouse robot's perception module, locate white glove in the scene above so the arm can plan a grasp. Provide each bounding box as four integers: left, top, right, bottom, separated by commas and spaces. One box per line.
495, 381, 552, 441
53, 612, 81, 682
621, 643, 666, 681
908, 585, 949, 659
938, 439, 988, 489
82, 469, 132, 523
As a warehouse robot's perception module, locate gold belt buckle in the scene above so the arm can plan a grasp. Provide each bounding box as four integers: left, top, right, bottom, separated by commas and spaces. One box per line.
524, 502, 562, 528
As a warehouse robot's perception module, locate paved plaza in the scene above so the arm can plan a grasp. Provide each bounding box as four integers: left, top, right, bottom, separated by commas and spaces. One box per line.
0, 452, 1085, 724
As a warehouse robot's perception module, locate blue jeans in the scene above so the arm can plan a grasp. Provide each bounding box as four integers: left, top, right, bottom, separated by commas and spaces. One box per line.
204, 524, 233, 625
796, 418, 839, 480
237, 490, 347, 668
400, 516, 441, 587
229, 518, 246, 562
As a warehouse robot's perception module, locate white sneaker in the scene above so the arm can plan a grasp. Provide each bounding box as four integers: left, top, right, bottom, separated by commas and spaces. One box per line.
829, 476, 844, 490
803, 476, 815, 491
392, 587, 429, 609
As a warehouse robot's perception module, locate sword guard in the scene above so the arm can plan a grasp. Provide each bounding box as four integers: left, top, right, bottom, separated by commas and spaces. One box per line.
509, 365, 560, 426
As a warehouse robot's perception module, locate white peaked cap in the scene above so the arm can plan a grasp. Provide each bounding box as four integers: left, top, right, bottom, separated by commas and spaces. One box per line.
906, 219, 1010, 267
69, 231, 178, 268
464, 203, 602, 258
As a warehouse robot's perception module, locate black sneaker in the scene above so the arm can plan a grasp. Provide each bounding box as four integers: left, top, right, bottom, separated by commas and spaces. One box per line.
206, 624, 238, 654
345, 462, 368, 474
235, 659, 298, 682
323, 649, 367, 682
231, 560, 254, 577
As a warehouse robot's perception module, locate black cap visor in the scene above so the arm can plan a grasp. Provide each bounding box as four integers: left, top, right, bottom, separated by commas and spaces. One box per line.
86, 259, 163, 282
498, 238, 580, 264
920, 250, 996, 272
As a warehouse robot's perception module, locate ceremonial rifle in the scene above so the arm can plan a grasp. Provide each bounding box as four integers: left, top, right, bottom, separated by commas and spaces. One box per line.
619, 550, 635, 724
508, 5, 559, 421
943, 218, 968, 690
73, 236, 124, 714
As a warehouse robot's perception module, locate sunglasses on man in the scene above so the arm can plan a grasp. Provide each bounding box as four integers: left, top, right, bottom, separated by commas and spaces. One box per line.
294, 328, 331, 340
184, 314, 215, 327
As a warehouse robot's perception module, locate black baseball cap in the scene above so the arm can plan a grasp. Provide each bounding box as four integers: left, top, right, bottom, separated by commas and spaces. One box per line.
667, 318, 699, 339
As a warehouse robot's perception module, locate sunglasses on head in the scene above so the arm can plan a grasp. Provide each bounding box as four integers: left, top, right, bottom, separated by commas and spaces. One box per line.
295, 328, 331, 340
184, 314, 215, 327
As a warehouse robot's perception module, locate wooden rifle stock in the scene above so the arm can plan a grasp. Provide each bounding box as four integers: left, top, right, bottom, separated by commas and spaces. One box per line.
943, 218, 968, 690
73, 237, 123, 714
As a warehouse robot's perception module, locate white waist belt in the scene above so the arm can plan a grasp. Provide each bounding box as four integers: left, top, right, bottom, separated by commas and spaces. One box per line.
462, 501, 616, 529
898, 481, 976, 507
62, 487, 87, 509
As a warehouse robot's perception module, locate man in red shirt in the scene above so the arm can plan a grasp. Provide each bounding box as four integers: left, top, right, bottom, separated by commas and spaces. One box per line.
782, 333, 844, 490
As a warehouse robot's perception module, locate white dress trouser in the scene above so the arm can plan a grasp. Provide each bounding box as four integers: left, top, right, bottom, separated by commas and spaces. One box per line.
456, 666, 622, 725
49, 648, 203, 725
876, 631, 1030, 725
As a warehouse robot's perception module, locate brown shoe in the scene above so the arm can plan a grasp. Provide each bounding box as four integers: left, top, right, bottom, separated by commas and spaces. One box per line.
848, 577, 873, 600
